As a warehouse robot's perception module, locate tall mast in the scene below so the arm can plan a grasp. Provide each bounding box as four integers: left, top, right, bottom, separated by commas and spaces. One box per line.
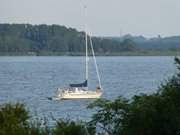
85, 28, 88, 81
84, 4, 88, 88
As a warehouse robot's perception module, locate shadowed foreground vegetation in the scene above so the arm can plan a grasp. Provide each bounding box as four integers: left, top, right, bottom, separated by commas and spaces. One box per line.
1, 57, 180, 135
0, 103, 93, 135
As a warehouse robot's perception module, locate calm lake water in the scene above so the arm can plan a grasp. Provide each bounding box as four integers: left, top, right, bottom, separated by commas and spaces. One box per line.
0, 56, 177, 121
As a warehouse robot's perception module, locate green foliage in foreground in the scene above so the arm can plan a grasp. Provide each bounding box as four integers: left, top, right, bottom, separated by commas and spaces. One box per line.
52, 119, 95, 135
1, 57, 180, 135
88, 57, 180, 135
0, 103, 49, 135
0, 104, 94, 135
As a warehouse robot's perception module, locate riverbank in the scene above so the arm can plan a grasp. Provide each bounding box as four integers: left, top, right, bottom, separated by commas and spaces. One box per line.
0, 51, 179, 56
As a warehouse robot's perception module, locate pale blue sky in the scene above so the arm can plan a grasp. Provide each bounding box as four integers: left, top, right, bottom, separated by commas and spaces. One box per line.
0, 0, 180, 37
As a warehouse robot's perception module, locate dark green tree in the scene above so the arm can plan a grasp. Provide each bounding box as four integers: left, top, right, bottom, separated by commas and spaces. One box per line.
0, 103, 48, 135
52, 119, 95, 135
89, 57, 180, 135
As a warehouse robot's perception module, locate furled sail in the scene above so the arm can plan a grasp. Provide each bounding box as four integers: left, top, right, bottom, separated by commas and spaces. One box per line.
69, 80, 88, 87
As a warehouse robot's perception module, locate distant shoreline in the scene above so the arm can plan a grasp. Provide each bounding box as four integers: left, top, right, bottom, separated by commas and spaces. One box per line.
0, 51, 179, 56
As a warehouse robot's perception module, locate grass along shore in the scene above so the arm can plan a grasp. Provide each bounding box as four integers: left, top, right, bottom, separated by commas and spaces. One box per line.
0, 51, 179, 56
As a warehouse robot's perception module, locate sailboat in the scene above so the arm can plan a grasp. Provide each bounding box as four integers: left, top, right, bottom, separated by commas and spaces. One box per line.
52, 31, 103, 100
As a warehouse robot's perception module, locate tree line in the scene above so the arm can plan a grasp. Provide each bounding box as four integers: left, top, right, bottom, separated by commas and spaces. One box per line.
0, 24, 136, 55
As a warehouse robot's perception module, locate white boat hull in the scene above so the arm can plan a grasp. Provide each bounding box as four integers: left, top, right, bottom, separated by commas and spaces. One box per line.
53, 88, 102, 100
61, 91, 102, 99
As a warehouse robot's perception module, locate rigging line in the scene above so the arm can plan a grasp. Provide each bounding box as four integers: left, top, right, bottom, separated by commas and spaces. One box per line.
89, 34, 103, 89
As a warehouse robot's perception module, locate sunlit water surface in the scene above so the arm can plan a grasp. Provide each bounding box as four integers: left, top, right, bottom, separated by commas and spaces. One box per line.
0, 56, 176, 122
